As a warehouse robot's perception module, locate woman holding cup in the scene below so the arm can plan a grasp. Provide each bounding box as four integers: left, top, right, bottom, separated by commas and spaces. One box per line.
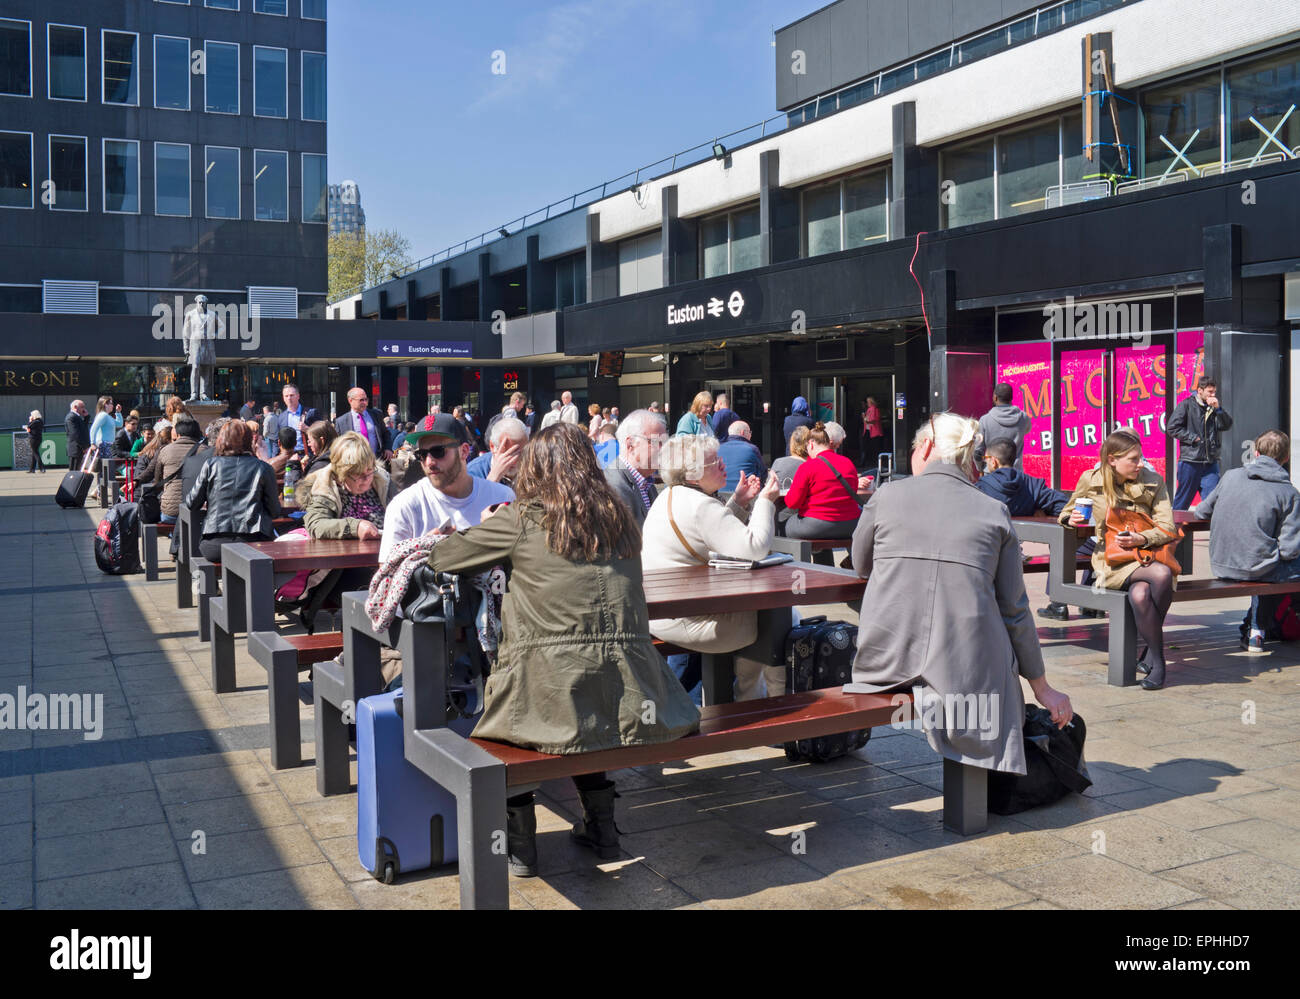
1058, 429, 1178, 689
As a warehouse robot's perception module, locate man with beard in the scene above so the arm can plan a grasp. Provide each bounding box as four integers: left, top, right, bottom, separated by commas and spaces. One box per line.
380, 412, 515, 561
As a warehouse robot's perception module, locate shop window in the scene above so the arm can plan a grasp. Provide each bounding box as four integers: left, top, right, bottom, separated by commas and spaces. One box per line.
1227, 44, 1300, 164
998, 121, 1060, 217
1140, 68, 1222, 178
941, 139, 994, 228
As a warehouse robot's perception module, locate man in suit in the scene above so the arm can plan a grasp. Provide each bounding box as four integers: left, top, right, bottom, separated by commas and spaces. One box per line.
265, 383, 319, 454
603, 409, 666, 529
334, 386, 392, 460
65, 400, 90, 470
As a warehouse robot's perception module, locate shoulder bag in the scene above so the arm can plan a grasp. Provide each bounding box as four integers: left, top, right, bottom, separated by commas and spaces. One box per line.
666, 487, 710, 566
1103, 505, 1183, 574
816, 454, 864, 511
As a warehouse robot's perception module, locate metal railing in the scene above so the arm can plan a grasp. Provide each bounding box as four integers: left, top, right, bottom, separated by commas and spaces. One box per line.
1045, 179, 1115, 207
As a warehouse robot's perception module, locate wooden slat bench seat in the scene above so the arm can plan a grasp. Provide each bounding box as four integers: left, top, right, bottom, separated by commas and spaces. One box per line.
400, 685, 988, 909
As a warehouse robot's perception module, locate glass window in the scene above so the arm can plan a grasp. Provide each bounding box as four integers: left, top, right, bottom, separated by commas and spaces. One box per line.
0, 132, 33, 208
302, 152, 327, 222
942, 139, 994, 228
0, 18, 30, 97
48, 25, 86, 101
1227, 45, 1300, 164
998, 121, 1060, 217
103, 139, 140, 213
254, 46, 287, 117
302, 52, 326, 121
102, 31, 138, 105
730, 207, 761, 272
1061, 111, 1089, 185
254, 150, 288, 221
49, 135, 87, 211
156, 143, 190, 216
845, 171, 888, 245
255, 0, 288, 14
205, 146, 240, 218
303, 0, 326, 18
154, 35, 190, 110
1140, 69, 1222, 178
700, 216, 728, 278
206, 0, 239, 9
204, 41, 239, 113
804, 183, 841, 257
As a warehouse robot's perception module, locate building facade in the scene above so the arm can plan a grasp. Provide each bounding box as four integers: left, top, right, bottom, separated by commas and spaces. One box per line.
0, 0, 334, 432
327, 179, 364, 238
347, 0, 1300, 489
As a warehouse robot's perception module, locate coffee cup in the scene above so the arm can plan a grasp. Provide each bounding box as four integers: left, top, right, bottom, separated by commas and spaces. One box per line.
1075, 500, 1093, 525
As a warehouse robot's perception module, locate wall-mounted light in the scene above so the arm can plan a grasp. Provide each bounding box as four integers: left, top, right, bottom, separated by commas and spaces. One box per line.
712, 142, 727, 160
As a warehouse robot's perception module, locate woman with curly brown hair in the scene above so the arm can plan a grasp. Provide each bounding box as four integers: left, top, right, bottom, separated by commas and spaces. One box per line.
425, 422, 699, 877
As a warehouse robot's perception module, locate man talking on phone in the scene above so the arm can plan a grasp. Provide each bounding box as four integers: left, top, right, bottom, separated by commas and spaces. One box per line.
380, 412, 515, 561
1168, 376, 1233, 510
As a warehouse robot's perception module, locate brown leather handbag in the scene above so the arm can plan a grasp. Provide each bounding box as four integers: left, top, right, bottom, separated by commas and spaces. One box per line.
1104, 506, 1183, 574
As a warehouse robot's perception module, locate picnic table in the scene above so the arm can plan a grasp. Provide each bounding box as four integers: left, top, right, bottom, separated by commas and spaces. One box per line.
207, 538, 380, 693
321, 561, 990, 907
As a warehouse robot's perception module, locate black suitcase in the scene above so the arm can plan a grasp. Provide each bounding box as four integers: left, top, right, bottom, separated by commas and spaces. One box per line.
783, 616, 870, 763
56, 447, 98, 509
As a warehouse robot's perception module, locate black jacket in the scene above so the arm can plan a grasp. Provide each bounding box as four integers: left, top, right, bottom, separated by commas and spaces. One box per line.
603, 464, 657, 529
65, 410, 89, 455
1168, 395, 1233, 464
333, 407, 392, 454
113, 428, 139, 459
976, 467, 1067, 517
185, 454, 281, 538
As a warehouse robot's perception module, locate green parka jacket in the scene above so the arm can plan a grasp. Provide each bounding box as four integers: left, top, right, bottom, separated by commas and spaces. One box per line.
427, 500, 700, 755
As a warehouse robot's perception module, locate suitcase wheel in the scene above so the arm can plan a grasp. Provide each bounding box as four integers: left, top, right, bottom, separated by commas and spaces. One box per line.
381, 861, 395, 885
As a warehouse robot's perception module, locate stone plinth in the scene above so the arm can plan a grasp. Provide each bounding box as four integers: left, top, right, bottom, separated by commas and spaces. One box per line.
185, 402, 228, 432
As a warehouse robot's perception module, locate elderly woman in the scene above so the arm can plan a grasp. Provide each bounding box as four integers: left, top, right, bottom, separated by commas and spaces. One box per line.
424, 423, 698, 876
642, 434, 783, 702
303, 431, 394, 541
847, 412, 1073, 778
675, 391, 715, 437
23, 410, 45, 473
184, 420, 281, 563
1059, 428, 1178, 689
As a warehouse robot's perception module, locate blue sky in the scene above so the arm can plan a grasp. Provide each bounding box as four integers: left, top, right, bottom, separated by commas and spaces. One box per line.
328, 0, 816, 260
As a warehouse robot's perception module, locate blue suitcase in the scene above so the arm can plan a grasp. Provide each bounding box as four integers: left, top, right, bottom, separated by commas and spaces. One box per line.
356, 690, 478, 883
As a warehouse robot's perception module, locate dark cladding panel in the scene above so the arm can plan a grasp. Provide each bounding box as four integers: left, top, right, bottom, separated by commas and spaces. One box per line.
866, 1, 912, 89
828, 1, 872, 102
955, 0, 1009, 38
793, 18, 834, 109
906, 0, 954, 61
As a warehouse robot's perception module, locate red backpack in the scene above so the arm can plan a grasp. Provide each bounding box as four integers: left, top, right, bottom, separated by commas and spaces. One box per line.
1276, 596, 1300, 641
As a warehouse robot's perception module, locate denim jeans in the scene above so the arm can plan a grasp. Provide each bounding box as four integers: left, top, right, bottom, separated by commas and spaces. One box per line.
667, 653, 703, 706
1251, 556, 1300, 634
1173, 461, 1220, 510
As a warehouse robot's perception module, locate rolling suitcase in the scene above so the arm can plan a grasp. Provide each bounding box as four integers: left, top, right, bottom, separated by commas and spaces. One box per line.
783, 616, 870, 763
356, 690, 478, 883
56, 446, 98, 509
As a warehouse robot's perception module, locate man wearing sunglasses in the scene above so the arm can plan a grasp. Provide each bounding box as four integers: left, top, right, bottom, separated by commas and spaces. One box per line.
379, 412, 515, 562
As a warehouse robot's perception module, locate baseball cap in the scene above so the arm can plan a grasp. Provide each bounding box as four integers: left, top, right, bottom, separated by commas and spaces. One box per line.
406, 412, 469, 448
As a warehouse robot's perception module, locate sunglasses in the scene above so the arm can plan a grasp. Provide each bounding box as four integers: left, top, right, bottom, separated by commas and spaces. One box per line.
417, 444, 453, 463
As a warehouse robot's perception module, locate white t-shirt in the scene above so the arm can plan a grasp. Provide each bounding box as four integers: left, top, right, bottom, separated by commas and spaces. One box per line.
380, 475, 515, 561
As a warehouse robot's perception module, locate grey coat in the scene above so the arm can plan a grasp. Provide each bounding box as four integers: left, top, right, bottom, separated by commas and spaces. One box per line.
1194, 456, 1300, 579
846, 462, 1045, 775
604, 464, 657, 529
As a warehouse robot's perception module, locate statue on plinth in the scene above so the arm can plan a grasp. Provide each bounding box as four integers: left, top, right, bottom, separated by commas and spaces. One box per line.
183, 294, 222, 402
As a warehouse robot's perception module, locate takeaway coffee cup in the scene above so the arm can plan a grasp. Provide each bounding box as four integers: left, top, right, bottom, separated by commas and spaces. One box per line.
1075, 500, 1093, 525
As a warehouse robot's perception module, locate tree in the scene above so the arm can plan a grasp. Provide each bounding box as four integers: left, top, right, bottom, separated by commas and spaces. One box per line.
328, 229, 414, 303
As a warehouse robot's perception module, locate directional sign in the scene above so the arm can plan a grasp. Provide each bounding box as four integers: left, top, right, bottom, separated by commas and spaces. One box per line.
376, 340, 473, 359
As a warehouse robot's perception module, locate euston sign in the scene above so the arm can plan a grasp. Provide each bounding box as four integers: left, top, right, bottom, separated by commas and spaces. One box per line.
667, 289, 747, 327
377, 340, 473, 359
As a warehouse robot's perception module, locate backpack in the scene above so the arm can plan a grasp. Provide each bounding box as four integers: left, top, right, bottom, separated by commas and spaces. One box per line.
94, 502, 143, 575
987, 705, 1092, 815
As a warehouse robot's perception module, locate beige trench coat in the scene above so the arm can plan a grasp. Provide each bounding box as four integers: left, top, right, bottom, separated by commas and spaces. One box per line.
427, 501, 700, 755
1058, 466, 1177, 590
847, 462, 1046, 774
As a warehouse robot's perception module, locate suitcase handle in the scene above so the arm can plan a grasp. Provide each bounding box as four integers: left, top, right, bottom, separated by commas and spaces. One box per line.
797, 616, 828, 628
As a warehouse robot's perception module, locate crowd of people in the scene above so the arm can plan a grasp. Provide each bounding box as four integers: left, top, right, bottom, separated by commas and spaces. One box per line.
64, 370, 1294, 879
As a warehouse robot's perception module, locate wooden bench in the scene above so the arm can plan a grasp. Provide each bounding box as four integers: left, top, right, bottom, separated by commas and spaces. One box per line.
1030, 520, 1300, 685
400, 682, 984, 909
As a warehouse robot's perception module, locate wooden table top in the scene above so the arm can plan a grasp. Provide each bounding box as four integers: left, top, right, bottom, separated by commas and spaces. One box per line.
642, 563, 865, 619
238, 537, 381, 573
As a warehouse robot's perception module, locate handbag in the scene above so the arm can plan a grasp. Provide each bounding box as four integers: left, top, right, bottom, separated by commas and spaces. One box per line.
988, 705, 1092, 815
1103, 505, 1183, 574
138, 440, 201, 524
816, 454, 864, 511
666, 487, 710, 566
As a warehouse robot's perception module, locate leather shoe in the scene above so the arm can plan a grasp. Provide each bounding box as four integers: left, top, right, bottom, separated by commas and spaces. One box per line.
1037, 602, 1070, 621
1080, 607, 1105, 618
1139, 662, 1165, 690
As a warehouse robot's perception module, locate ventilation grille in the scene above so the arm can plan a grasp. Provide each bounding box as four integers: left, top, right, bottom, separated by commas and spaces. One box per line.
42, 280, 99, 314
247, 286, 298, 319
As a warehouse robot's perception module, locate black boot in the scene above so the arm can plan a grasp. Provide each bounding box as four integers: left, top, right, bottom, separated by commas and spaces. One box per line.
1037, 602, 1069, 621
506, 794, 538, 877
570, 780, 621, 860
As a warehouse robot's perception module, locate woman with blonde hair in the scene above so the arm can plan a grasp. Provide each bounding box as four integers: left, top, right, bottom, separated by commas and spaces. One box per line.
675, 390, 715, 437
1059, 428, 1178, 689
846, 411, 1074, 777
587, 402, 605, 441
303, 431, 394, 541
23, 410, 45, 473
425, 422, 698, 875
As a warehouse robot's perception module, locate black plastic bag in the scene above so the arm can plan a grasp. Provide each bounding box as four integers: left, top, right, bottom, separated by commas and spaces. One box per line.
987, 704, 1091, 815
